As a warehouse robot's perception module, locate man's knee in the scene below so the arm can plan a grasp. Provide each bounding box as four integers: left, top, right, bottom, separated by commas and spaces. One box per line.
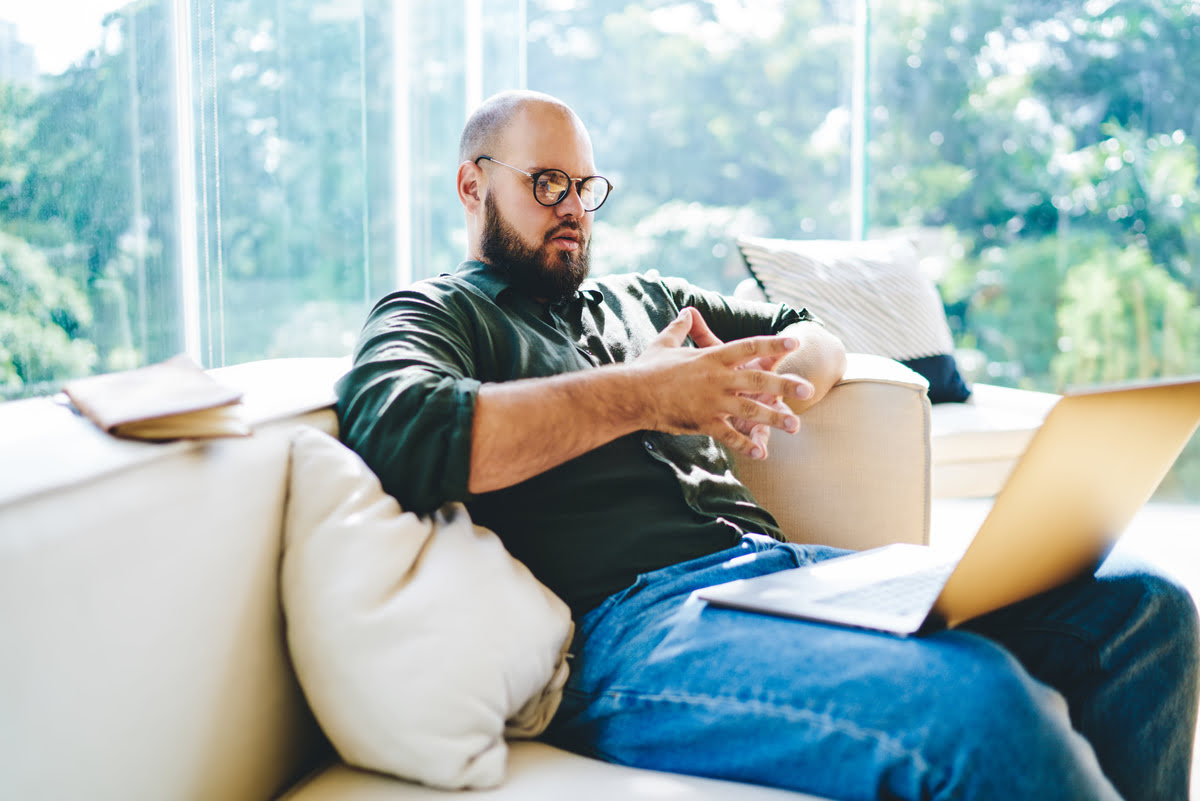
1139, 569, 1200, 682
919, 638, 1120, 797
1139, 569, 1199, 636
1102, 562, 1200, 665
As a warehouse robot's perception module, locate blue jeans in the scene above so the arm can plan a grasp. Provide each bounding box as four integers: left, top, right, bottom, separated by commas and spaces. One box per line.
544, 534, 1200, 801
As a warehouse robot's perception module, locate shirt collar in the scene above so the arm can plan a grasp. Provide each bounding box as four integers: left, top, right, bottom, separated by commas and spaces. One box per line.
452, 260, 603, 305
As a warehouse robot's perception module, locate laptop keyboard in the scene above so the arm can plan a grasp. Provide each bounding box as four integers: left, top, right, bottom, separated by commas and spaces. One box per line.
813, 564, 955, 617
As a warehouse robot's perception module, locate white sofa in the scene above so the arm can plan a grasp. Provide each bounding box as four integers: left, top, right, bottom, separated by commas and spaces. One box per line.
0, 353, 933, 801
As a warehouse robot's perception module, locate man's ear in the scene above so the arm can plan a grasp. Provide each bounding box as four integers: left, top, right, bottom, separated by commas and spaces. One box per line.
457, 160, 484, 213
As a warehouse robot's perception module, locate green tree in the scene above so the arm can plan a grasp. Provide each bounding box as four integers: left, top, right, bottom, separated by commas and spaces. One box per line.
527, 0, 860, 290
9, 1, 182, 371
0, 230, 97, 399
871, 0, 1200, 398
949, 234, 1071, 387
1053, 242, 1200, 386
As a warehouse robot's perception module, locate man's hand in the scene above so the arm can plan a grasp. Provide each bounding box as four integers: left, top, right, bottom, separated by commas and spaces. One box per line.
681, 308, 809, 459
630, 307, 813, 460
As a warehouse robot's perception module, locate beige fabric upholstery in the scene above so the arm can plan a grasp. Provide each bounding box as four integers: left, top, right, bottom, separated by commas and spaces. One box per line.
736, 352, 932, 549
282, 741, 825, 801
0, 416, 331, 801
0, 355, 931, 801
0, 359, 345, 801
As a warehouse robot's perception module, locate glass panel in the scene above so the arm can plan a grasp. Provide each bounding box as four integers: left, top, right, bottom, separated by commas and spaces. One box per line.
406, 0, 524, 285
191, 0, 399, 366
1, 1, 180, 399
871, 0, 1200, 501
401, 0, 468, 286
525, 0, 857, 294
1, 0, 533, 399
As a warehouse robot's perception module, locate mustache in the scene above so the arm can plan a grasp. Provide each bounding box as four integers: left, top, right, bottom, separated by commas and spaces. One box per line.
545, 222, 583, 242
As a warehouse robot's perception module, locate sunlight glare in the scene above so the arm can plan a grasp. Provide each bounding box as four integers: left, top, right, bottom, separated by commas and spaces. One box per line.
2, 0, 127, 75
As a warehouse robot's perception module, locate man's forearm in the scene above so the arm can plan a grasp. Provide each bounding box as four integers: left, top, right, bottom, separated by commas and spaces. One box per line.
468, 366, 644, 495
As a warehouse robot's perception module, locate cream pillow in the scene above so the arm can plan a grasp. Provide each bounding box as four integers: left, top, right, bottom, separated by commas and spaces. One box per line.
738, 235, 972, 403
280, 427, 573, 790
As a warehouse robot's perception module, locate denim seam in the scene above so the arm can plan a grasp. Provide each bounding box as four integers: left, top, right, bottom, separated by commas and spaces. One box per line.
597, 686, 930, 768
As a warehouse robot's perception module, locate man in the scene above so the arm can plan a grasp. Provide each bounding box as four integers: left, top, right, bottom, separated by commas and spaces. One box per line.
337, 89, 1198, 800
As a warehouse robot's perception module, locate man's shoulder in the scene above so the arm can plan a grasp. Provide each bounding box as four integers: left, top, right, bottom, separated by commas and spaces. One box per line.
591, 269, 694, 297
372, 271, 493, 310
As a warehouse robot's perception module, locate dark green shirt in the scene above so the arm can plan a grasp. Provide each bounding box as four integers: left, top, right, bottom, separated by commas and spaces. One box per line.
336, 260, 814, 617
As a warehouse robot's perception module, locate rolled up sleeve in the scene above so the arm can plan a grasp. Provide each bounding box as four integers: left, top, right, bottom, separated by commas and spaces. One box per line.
335, 289, 481, 515
658, 274, 814, 340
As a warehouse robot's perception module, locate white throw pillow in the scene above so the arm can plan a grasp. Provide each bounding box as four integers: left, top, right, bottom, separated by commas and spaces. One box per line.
737, 235, 972, 403
280, 427, 573, 790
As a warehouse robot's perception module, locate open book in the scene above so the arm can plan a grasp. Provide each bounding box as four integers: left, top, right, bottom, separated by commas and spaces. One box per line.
62, 354, 251, 441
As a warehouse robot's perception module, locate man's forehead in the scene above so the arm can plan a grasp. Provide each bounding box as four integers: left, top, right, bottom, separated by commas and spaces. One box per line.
500, 104, 595, 171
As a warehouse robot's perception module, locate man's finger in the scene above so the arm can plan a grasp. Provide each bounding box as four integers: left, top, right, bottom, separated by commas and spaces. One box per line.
721, 394, 801, 435
750, 423, 772, 459
729, 369, 814, 402
714, 334, 800, 368
652, 308, 697, 348
712, 424, 762, 460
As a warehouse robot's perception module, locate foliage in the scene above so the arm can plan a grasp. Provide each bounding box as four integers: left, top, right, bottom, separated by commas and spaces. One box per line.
946, 234, 1070, 387
0, 230, 96, 399
1054, 242, 1200, 386
865, 0, 1200, 395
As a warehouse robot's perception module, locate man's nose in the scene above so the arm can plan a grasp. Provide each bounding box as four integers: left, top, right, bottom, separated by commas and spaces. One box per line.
556, 180, 585, 217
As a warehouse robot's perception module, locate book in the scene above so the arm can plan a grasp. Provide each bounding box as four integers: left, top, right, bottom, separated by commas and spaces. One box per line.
62, 354, 251, 441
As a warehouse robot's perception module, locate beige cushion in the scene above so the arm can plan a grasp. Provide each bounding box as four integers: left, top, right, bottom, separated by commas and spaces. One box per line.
280, 428, 573, 790
737, 236, 954, 360
930, 383, 1060, 498
932, 383, 1060, 462
736, 237, 972, 403
0, 414, 327, 801
283, 742, 831, 801
736, 353, 932, 550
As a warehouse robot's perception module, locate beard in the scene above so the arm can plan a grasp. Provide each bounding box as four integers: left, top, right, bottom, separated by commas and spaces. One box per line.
479, 192, 590, 303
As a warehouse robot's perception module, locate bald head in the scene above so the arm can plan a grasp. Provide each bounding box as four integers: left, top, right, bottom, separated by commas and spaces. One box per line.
458, 90, 581, 164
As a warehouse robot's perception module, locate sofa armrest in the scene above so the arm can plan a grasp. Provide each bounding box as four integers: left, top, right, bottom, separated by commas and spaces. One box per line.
735, 353, 932, 551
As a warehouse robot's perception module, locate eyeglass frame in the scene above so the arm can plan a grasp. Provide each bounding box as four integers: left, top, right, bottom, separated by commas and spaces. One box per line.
474, 155, 613, 212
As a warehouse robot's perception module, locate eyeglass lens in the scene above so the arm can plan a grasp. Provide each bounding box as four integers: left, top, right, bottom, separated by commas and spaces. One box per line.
535, 170, 608, 211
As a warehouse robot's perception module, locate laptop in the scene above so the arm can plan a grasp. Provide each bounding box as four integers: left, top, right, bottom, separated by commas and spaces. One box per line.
697, 376, 1200, 636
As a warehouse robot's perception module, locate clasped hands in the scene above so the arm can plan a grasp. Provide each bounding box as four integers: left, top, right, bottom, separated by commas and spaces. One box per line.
634, 306, 814, 460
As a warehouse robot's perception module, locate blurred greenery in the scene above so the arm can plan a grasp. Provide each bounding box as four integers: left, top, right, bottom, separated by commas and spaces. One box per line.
0, 229, 97, 396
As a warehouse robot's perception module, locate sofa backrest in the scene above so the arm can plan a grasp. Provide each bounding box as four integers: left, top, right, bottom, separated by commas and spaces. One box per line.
0, 358, 348, 801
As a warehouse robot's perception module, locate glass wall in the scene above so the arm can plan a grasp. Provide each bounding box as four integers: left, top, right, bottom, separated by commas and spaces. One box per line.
0, 0, 854, 402
1, 0, 1197, 499
525, 1, 859, 291
1, 0, 395, 392
867, 0, 1200, 501
2, 2, 182, 397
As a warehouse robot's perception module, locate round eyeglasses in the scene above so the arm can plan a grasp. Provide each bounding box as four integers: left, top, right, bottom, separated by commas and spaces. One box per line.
475, 155, 613, 213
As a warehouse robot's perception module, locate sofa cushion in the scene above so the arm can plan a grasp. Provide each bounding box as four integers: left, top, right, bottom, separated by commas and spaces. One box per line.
930, 383, 1060, 497
737, 236, 971, 403
283, 741, 830, 801
280, 428, 573, 790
